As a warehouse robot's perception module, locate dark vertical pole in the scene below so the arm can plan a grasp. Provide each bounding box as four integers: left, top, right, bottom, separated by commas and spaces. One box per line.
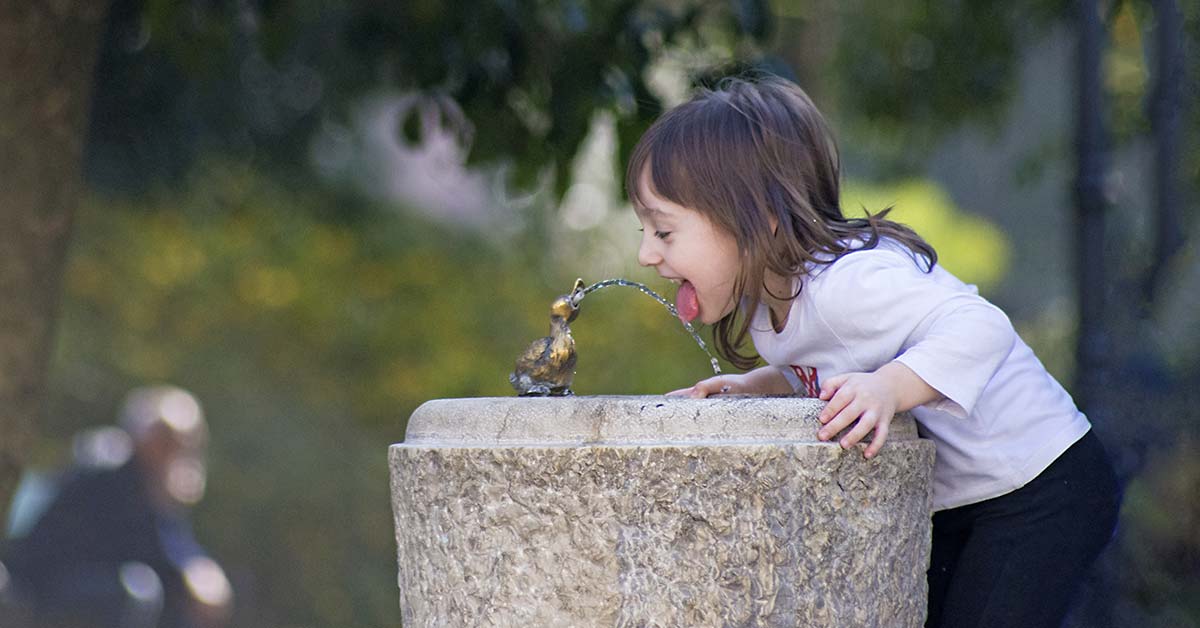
1071, 9, 1121, 628
1074, 0, 1108, 416
1144, 0, 1186, 311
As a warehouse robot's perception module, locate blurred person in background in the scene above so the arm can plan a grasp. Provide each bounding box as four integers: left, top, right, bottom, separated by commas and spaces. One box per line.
0, 386, 232, 628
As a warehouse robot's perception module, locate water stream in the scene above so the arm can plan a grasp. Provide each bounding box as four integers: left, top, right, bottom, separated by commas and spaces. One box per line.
578, 278, 722, 375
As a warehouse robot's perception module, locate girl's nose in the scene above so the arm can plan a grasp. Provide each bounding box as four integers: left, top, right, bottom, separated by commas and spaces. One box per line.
637, 236, 661, 267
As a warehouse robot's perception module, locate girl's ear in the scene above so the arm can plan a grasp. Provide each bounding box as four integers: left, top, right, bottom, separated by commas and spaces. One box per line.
769, 214, 779, 235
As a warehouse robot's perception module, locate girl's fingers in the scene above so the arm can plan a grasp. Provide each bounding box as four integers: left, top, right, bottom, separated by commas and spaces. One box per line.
864, 420, 890, 459
668, 376, 730, 398
840, 410, 878, 449
693, 378, 727, 397
818, 374, 849, 401
818, 399, 861, 441
818, 385, 852, 424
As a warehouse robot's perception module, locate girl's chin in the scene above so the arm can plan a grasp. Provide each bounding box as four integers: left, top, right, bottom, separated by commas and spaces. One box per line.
698, 304, 735, 325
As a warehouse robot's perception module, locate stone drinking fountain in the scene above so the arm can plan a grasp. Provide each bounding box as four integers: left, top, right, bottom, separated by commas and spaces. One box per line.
389, 279, 935, 627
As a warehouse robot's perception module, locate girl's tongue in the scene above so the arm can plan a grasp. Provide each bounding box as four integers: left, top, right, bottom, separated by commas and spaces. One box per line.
676, 281, 699, 324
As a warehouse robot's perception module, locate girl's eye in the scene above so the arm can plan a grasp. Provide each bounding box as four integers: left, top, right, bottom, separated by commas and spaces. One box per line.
637, 228, 671, 240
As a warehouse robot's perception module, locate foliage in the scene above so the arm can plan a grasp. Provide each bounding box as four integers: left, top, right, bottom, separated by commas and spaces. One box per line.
42, 164, 724, 626
842, 179, 1012, 293
831, 1, 1028, 131
89, 0, 773, 199
805, 0, 1066, 175
1111, 434, 1200, 626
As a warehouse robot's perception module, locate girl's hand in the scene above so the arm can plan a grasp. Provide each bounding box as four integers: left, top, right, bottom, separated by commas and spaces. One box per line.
817, 371, 900, 459
666, 373, 746, 398
816, 361, 942, 459
666, 366, 794, 398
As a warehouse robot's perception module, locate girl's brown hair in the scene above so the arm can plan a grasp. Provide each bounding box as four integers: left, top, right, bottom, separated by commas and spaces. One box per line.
626, 75, 937, 370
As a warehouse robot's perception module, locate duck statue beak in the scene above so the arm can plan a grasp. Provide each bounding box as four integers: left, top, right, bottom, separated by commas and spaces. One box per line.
566, 278, 585, 322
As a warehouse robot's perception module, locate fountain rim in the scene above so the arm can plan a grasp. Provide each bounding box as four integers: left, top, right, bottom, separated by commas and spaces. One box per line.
398, 395, 920, 447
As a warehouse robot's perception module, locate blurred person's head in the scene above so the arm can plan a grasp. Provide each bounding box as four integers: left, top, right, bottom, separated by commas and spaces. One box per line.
119, 386, 209, 509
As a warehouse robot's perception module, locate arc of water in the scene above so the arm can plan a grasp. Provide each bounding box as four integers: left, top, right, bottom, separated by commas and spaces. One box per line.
579, 279, 722, 375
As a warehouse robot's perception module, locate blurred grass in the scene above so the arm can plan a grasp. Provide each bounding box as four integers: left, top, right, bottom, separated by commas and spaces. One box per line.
40, 162, 725, 627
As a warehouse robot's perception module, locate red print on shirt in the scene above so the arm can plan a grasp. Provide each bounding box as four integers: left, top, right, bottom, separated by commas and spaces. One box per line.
791, 365, 820, 397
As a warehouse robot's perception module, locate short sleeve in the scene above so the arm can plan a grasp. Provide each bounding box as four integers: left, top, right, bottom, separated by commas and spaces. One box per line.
808, 248, 1016, 417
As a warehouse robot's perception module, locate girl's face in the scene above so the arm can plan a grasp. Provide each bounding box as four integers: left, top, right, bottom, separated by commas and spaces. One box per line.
634, 172, 741, 325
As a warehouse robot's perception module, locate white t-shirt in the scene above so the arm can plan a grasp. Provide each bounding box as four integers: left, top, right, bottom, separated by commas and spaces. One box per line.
750, 242, 1090, 511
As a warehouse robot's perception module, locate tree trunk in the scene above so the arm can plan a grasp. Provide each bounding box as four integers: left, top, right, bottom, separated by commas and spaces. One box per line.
1072, 0, 1108, 419
1143, 0, 1186, 310
0, 1, 108, 526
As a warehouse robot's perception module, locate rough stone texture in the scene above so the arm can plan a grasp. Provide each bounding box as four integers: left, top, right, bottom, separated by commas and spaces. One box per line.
390, 396, 935, 627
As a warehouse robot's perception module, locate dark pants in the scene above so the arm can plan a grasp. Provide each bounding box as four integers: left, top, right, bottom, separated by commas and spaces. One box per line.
7, 562, 164, 628
926, 430, 1122, 628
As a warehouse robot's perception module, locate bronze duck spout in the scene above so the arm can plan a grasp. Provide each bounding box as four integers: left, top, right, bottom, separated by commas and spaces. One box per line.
510, 278, 586, 396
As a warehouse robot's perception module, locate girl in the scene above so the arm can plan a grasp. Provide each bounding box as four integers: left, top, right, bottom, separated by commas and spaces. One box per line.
629, 75, 1121, 628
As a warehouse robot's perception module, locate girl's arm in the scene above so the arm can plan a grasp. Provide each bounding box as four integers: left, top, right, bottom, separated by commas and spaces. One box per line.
807, 249, 1017, 457
666, 365, 795, 397
816, 361, 943, 459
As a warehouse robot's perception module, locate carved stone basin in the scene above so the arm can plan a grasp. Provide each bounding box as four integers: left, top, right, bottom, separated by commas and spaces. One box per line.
389, 396, 934, 627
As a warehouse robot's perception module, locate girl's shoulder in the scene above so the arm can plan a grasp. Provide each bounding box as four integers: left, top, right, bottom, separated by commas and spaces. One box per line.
806, 239, 931, 285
